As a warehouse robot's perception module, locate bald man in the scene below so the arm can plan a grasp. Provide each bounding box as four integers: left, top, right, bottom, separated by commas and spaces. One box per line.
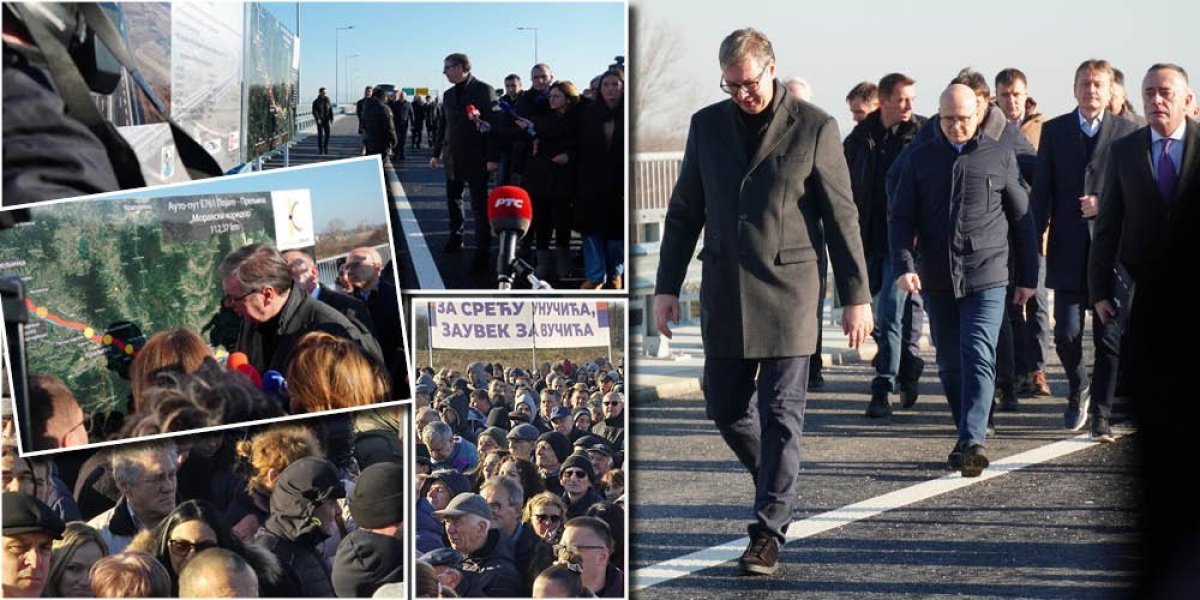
178, 548, 258, 598
281, 250, 377, 337
341, 246, 405, 391
890, 84, 1037, 478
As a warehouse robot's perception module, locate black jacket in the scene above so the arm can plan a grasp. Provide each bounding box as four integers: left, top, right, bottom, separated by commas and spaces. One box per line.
890, 132, 1038, 298
357, 278, 404, 391
433, 74, 499, 181
575, 98, 625, 239
331, 529, 404, 598
388, 98, 412, 125
361, 96, 397, 156
235, 282, 384, 376
591, 415, 624, 453
842, 110, 926, 264
312, 96, 333, 124
315, 284, 377, 339
565, 487, 606, 519
510, 523, 554, 596
460, 528, 522, 598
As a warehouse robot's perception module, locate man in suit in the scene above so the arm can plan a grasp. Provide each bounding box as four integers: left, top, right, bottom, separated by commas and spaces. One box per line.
1090, 63, 1198, 595
654, 28, 873, 576
430, 53, 499, 271
1031, 59, 1138, 436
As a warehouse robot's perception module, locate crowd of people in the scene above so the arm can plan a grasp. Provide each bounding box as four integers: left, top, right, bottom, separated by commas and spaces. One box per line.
2, 403, 406, 598
339, 54, 626, 288
414, 356, 626, 598
16, 243, 407, 452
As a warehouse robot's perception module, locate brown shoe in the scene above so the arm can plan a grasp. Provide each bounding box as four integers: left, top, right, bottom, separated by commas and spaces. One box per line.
738, 532, 780, 576
580, 280, 604, 290
608, 276, 623, 290
1032, 370, 1051, 396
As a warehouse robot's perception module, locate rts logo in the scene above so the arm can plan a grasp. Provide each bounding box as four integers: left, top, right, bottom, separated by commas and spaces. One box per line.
494, 197, 524, 209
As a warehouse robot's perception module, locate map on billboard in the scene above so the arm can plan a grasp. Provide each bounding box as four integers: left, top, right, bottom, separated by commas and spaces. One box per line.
244, 3, 298, 161
172, 2, 245, 171
0, 190, 313, 415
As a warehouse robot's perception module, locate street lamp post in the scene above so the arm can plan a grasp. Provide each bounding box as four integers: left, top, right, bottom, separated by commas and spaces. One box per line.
516, 26, 538, 64
345, 53, 361, 106
334, 25, 355, 104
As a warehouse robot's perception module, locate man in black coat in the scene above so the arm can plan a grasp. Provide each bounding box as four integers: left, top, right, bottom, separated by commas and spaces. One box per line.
341, 246, 405, 391
654, 29, 872, 576
311, 87, 334, 154
361, 87, 396, 157
218, 243, 384, 375
1031, 59, 1139, 435
843, 72, 928, 417
387, 91, 412, 160
355, 85, 372, 154
890, 84, 1038, 478
411, 95, 426, 149
430, 53, 499, 270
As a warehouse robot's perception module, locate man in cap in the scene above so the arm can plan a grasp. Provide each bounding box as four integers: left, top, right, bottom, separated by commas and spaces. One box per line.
481, 476, 553, 595
434, 493, 521, 597
586, 442, 616, 482
506, 423, 539, 461
254, 457, 346, 597
3, 492, 65, 597
549, 406, 577, 439
423, 547, 480, 597
534, 431, 571, 495
560, 455, 605, 519
332, 462, 405, 597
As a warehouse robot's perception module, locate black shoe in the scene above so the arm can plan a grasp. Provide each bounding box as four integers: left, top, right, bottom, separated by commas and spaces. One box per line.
738, 532, 780, 576
1091, 417, 1115, 443
807, 374, 825, 391
898, 380, 919, 409
470, 251, 488, 272
865, 389, 892, 419
960, 444, 989, 477
1064, 386, 1091, 431
996, 385, 1020, 412
444, 236, 464, 253
947, 441, 966, 470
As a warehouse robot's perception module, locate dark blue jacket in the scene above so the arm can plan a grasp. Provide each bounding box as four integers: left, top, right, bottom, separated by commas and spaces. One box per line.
890, 132, 1038, 298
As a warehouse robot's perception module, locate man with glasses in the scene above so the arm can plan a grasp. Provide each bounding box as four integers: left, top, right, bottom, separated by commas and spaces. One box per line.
434, 493, 521, 597
26, 374, 87, 451
654, 28, 873, 576
591, 391, 625, 451
218, 243, 383, 375
87, 440, 179, 553
430, 53, 499, 271
481, 476, 552, 595
560, 455, 603, 519
557, 516, 623, 597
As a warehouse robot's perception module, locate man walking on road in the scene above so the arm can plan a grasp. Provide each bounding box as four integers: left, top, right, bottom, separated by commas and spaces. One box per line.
312, 87, 333, 155
654, 28, 873, 576
388, 91, 413, 160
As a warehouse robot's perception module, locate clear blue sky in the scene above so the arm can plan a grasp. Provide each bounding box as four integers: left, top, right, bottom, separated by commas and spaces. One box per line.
634, 0, 1200, 145
265, 2, 625, 105
121, 157, 389, 234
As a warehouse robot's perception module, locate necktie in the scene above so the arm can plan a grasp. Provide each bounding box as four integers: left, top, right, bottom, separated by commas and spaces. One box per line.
1157, 138, 1178, 203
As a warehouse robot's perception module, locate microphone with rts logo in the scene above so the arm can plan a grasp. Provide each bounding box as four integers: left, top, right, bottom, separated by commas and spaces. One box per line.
486, 185, 533, 289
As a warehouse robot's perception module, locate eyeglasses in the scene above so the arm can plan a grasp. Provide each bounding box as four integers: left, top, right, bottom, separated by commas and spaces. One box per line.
222, 289, 260, 307
604, 401, 621, 406
168, 538, 217, 557
58, 419, 87, 447
554, 543, 607, 555
719, 62, 772, 96
534, 513, 563, 524
562, 469, 589, 479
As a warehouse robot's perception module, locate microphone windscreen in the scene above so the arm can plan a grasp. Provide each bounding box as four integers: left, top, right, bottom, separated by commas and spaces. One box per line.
227, 352, 250, 371
487, 185, 533, 237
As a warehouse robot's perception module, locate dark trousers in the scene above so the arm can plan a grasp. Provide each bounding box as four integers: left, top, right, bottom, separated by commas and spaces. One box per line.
703, 356, 810, 543
1052, 290, 1092, 396
1013, 255, 1049, 373
315, 121, 331, 153
925, 288, 1006, 447
447, 175, 491, 254
809, 247, 828, 379
394, 122, 408, 158
411, 124, 423, 148
1089, 269, 1131, 419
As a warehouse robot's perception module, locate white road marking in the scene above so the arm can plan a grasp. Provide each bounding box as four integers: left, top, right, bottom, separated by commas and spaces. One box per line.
385, 168, 445, 290
633, 432, 1124, 589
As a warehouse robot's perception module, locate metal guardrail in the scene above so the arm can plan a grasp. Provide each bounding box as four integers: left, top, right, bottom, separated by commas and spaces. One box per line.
314, 243, 391, 289
633, 151, 684, 212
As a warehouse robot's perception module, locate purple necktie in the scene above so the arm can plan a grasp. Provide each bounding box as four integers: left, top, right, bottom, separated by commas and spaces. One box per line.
1157, 138, 1178, 203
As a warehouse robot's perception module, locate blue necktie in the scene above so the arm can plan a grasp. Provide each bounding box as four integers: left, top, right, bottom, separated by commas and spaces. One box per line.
1157, 138, 1178, 203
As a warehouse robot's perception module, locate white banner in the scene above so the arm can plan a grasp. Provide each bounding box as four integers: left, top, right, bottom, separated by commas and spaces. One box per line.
429, 300, 612, 350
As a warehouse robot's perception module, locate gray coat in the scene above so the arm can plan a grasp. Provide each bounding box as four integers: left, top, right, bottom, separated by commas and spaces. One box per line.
655, 81, 871, 358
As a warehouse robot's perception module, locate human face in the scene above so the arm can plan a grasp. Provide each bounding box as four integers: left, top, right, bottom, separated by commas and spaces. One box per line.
283, 252, 318, 293
535, 441, 560, 471
477, 435, 499, 455
221, 276, 273, 324
426, 481, 453, 511
531, 66, 553, 91
508, 439, 534, 460
557, 526, 609, 577
560, 466, 590, 497
996, 79, 1028, 122
513, 401, 532, 421
443, 60, 467, 85
2, 458, 42, 499
879, 84, 915, 127
548, 88, 567, 112
600, 74, 623, 105
3, 533, 53, 598
118, 453, 178, 527
530, 503, 563, 540
481, 453, 505, 480
504, 78, 522, 97
939, 88, 979, 145
603, 395, 623, 420
721, 56, 775, 115
363, 86, 373, 98
167, 519, 218, 575
1110, 81, 1127, 113
588, 450, 613, 477
443, 514, 488, 554
1143, 67, 1189, 137
57, 540, 103, 597
574, 413, 591, 431
552, 417, 572, 436
341, 251, 380, 291
1074, 68, 1112, 120
541, 394, 560, 418
482, 487, 518, 534
426, 437, 453, 463
849, 97, 878, 123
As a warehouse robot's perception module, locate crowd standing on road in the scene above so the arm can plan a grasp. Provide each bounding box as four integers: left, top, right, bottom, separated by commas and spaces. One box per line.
414, 357, 626, 597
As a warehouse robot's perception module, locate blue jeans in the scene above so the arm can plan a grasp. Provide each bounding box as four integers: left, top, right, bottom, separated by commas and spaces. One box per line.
871, 257, 906, 393
924, 287, 1006, 447
582, 235, 624, 284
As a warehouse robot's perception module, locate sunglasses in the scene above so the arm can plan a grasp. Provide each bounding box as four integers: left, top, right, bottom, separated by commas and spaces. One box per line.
168, 539, 218, 557
604, 401, 621, 406
534, 513, 563, 524
562, 469, 589, 479
554, 543, 607, 555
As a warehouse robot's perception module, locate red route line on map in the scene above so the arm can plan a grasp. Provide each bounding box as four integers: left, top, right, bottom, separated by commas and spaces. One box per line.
24, 298, 135, 355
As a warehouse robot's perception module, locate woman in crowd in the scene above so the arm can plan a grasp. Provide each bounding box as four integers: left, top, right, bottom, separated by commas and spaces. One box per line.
470, 448, 511, 491
44, 522, 109, 597
228, 425, 325, 541
127, 328, 214, 415
498, 455, 547, 505
523, 492, 569, 545
575, 69, 625, 290
286, 331, 390, 413
524, 80, 583, 282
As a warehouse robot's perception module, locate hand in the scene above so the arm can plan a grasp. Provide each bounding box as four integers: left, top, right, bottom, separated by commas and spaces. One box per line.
896, 272, 922, 293
842, 303, 874, 350
515, 117, 531, 130
1079, 194, 1099, 218
429, 157, 441, 169
486, 161, 499, 172
1094, 299, 1118, 326
1012, 287, 1035, 306
551, 153, 569, 165
654, 294, 681, 339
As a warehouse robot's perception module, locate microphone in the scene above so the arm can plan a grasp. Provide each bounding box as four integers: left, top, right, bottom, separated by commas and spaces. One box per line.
263, 369, 289, 411
227, 352, 263, 389
466, 104, 491, 133
486, 186, 533, 289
